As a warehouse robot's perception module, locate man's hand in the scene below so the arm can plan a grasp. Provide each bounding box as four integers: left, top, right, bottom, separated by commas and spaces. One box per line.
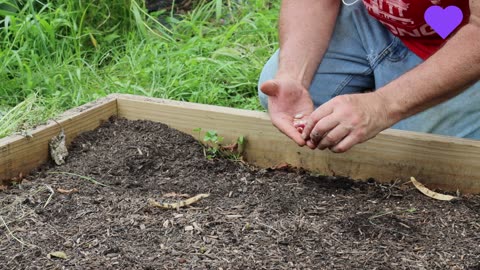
260, 77, 314, 146
301, 92, 397, 153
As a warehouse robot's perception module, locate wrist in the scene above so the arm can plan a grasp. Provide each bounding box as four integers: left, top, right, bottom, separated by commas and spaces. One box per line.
275, 69, 311, 90
373, 90, 405, 125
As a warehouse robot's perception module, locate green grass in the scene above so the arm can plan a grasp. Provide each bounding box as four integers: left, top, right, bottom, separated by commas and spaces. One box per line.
0, 0, 278, 138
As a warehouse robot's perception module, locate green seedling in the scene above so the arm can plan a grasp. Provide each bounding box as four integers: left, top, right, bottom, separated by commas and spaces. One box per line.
192, 128, 245, 160
203, 130, 223, 159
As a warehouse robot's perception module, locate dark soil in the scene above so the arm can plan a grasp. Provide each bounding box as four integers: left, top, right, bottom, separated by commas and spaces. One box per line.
1, 117, 480, 269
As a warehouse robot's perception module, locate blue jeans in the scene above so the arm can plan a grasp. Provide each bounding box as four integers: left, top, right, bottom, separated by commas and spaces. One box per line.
258, 1, 480, 139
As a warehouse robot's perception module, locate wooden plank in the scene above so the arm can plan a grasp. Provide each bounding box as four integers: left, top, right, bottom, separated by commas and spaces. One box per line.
0, 96, 117, 183
116, 94, 480, 194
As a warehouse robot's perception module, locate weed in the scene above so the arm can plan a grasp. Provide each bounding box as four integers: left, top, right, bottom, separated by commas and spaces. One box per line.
47, 171, 108, 187
193, 128, 245, 160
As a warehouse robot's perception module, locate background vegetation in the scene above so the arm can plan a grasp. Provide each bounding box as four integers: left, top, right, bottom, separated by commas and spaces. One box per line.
0, 0, 279, 138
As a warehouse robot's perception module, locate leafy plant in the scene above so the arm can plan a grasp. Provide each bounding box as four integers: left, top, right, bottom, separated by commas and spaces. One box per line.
193, 128, 245, 160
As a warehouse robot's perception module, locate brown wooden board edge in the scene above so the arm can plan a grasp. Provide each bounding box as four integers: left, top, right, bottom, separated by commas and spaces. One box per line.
115, 94, 480, 194
0, 95, 118, 183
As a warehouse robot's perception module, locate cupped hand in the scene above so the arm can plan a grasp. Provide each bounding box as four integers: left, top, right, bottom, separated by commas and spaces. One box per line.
260, 77, 314, 146
301, 92, 396, 152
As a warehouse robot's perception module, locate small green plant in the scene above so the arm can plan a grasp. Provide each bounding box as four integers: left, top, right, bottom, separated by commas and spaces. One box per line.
192, 128, 245, 160
203, 130, 223, 159
204, 130, 223, 144
406, 207, 417, 213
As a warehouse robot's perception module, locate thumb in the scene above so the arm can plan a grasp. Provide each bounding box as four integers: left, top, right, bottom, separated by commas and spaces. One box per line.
260, 80, 279, 97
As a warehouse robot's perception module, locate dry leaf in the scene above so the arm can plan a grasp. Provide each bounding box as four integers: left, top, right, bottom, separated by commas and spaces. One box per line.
220, 143, 237, 152
47, 251, 68, 259
271, 162, 293, 170
57, 188, 78, 194
49, 130, 68, 165
410, 177, 458, 201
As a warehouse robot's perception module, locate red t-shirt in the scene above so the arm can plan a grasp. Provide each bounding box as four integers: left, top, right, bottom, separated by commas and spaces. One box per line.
362, 0, 470, 59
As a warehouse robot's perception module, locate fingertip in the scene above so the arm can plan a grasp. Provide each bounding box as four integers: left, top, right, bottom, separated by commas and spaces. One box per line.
306, 140, 316, 149
291, 133, 307, 146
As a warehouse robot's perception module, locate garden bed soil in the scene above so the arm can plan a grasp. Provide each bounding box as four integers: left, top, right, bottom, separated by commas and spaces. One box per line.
1, 117, 480, 269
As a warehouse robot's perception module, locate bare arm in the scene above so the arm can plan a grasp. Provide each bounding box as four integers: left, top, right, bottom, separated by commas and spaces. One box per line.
260, 0, 341, 146
377, 1, 480, 123
277, 0, 341, 88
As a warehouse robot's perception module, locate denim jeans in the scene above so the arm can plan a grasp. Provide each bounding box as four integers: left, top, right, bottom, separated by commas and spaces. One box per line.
258, 1, 480, 139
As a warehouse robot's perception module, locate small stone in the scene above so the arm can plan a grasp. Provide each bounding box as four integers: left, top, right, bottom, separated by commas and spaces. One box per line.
63, 241, 73, 248
185, 225, 194, 231
178, 258, 187, 263
140, 224, 146, 230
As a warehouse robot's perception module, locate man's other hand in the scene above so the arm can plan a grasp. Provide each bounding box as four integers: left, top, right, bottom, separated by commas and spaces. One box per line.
301, 92, 395, 152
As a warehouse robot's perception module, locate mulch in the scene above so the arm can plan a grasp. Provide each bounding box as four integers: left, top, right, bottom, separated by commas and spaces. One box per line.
1, 117, 479, 269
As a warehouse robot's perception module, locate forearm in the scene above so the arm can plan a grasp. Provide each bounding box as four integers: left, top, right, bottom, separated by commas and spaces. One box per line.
377, 23, 480, 123
277, 0, 340, 88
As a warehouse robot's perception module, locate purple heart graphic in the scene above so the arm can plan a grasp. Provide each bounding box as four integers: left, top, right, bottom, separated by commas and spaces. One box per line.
424, 6, 463, 39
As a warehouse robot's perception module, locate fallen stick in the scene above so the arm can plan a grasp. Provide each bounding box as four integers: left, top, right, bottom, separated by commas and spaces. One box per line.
148, 194, 210, 209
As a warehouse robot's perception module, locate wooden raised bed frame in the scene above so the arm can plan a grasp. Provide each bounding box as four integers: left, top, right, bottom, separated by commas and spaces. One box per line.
1, 94, 480, 193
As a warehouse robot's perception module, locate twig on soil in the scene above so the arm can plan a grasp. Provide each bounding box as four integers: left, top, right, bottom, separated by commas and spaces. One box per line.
368, 211, 394, 220
0, 186, 46, 229
148, 193, 210, 209
43, 184, 54, 208
0, 215, 35, 248
256, 221, 282, 235
47, 172, 109, 187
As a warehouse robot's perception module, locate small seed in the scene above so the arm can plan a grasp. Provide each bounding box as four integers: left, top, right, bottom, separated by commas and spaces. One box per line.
293, 120, 306, 128
294, 113, 304, 119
